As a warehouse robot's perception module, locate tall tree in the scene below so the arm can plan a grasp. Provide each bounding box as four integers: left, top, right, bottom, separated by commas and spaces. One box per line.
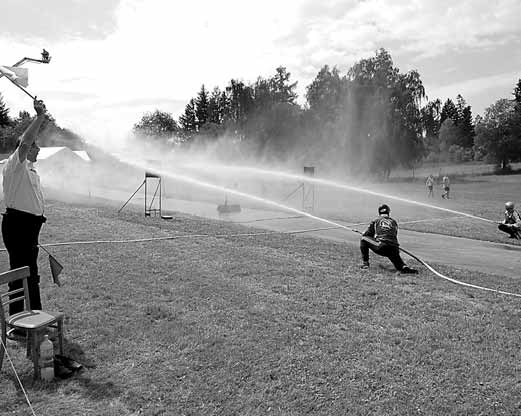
439, 119, 459, 150
421, 99, 442, 138
458, 106, 475, 148
0, 93, 10, 127
344, 49, 425, 177
475, 98, 521, 171
207, 87, 222, 124
269, 66, 298, 104
511, 78, 521, 146
252, 76, 273, 111
455, 94, 475, 148
306, 65, 346, 123
195, 85, 209, 128
440, 98, 458, 126
179, 99, 197, 137
225, 79, 254, 129
133, 109, 178, 139
513, 78, 521, 106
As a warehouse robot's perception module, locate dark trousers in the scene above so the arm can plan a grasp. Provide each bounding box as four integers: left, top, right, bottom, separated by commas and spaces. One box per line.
498, 223, 520, 239
2, 208, 45, 315
360, 236, 405, 270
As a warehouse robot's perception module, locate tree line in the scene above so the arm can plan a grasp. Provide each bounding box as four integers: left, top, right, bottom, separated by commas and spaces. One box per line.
134, 49, 521, 177
1, 48, 519, 176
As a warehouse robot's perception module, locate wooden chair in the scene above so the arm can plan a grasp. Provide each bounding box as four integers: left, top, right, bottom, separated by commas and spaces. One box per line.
0, 266, 64, 379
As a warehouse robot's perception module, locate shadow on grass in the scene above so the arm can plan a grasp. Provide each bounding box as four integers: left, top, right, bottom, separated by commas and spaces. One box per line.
1, 338, 121, 407
60, 337, 124, 400
63, 337, 96, 369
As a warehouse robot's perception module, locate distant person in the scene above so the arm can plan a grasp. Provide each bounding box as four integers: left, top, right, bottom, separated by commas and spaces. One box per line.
2, 98, 48, 328
41, 49, 50, 62
441, 175, 451, 199
498, 201, 521, 239
360, 204, 418, 274
425, 175, 434, 198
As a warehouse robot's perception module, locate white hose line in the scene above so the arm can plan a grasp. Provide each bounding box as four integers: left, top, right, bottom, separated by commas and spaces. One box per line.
399, 246, 521, 298
348, 228, 521, 299
112, 162, 521, 296
183, 164, 499, 225
0, 221, 519, 298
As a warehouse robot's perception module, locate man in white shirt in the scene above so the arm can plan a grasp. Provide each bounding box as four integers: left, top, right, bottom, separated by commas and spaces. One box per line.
2, 98, 47, 317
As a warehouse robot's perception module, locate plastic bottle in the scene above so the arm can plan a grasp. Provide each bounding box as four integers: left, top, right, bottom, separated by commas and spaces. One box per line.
39, 334, 55, 382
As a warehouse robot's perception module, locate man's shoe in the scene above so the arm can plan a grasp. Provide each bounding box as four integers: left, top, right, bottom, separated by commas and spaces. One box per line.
401, 266, 418, 274
360, 262, 370, 269
54, 358, 74, 379
55, 355, 84, 373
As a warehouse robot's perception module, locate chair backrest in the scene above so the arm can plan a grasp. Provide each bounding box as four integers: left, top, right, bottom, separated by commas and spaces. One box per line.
0, 267, 31, 317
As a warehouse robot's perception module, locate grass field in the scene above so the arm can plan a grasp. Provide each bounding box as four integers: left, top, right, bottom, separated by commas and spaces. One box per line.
2, 199, 521, 415
167, 164, 521, 245
289, 172, 521, 245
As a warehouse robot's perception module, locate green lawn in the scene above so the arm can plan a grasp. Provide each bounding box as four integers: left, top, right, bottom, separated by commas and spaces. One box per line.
2, 199, 521, 415
292, 172, 521, 245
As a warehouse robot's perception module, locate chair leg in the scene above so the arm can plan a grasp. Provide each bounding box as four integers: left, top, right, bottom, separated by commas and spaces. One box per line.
31, 331, 40, 380
26, 332, 31, 359
57, 319, 64, 355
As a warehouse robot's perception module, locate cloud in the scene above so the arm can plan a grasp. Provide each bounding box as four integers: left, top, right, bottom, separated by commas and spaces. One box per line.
99, 97, 187, 111
36, 90, 100, 101
429, 71, 519, 114
0, 0, 121, 41
281, 0, 521, 78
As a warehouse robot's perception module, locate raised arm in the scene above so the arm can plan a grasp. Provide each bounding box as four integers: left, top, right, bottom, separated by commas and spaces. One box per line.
18, 98, 47, 163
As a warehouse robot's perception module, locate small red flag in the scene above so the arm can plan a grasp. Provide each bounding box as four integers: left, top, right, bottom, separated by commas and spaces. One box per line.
49, 254, 63, 286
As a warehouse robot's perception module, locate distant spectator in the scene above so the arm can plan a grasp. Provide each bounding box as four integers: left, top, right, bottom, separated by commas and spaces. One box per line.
498, 201, 521, 239
425, 175, 434, 198
441, 175, 451, 199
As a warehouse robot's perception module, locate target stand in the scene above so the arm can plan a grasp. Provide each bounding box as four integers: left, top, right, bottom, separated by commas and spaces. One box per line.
302, 166, 316, 212
118, 172, 173, 219
282, 166, 316, 212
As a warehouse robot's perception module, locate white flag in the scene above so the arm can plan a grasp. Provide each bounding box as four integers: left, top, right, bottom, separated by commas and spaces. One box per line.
0, 65, 29, 87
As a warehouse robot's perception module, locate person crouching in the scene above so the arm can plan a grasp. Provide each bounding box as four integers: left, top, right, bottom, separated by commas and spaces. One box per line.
498, 201, 521, 239
360, 204, 418, 274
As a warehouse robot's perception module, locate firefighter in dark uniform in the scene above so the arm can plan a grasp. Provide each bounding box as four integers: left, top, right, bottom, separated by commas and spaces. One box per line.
498, 201, 521, 239
360, 204, 418, 273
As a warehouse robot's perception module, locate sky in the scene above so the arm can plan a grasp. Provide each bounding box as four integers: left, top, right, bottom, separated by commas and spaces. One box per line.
0, 0, 520, 144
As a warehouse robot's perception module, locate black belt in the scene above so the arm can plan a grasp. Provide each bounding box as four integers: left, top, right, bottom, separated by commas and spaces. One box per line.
4, 208, 46, 223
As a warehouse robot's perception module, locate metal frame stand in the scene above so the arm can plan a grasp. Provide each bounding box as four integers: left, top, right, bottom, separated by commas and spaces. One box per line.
144, 172, 161, 217
302, 167, 315, 212
281, 166, 316, 212
118, 172, 163, 217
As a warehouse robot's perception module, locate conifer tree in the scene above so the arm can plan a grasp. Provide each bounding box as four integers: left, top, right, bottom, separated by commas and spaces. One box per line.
179, 98, 197, 135
195, 85, 209, 128
0, 93, 10, 127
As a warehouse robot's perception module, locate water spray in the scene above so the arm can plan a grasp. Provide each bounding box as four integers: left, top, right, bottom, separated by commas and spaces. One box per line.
107, 156, 521, 298
182, 163, 498, 224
